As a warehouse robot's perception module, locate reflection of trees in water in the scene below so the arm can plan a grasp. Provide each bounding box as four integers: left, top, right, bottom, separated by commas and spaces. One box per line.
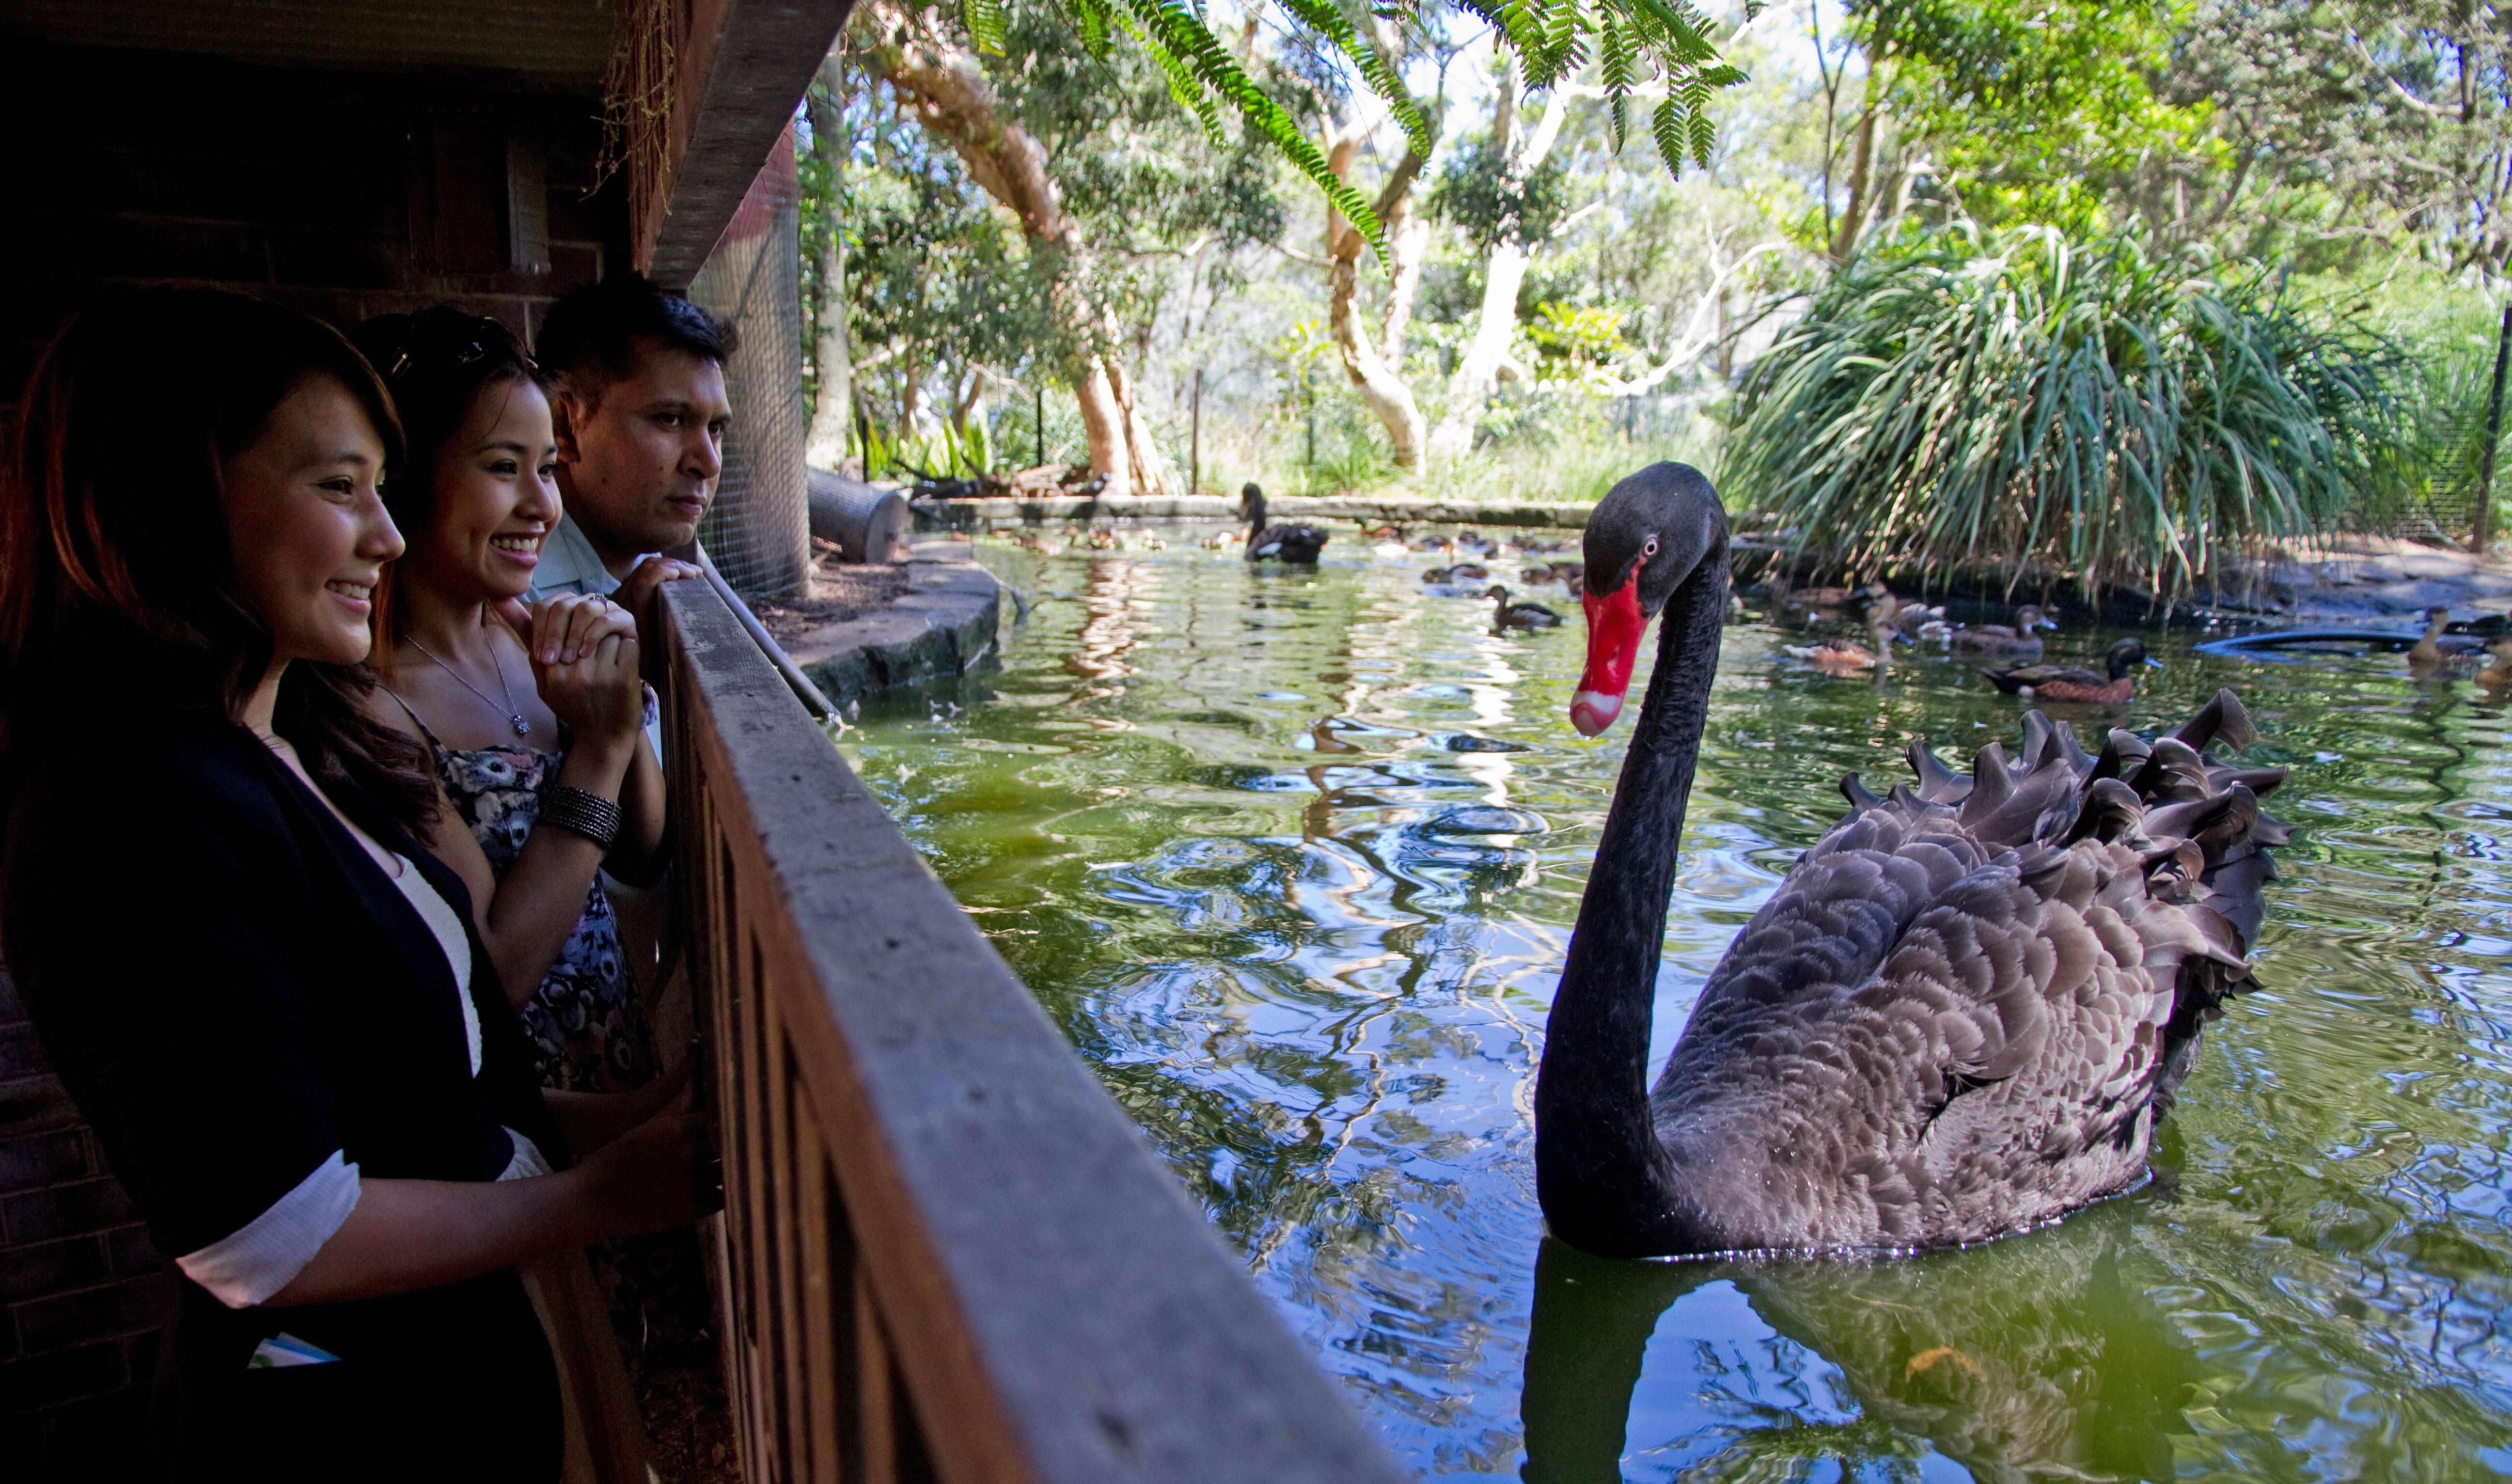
1522, 1207, 2197, 1484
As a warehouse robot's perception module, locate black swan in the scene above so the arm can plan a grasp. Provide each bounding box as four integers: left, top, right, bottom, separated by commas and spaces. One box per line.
1241, 483, 1329, 564
1538, 463, 2284, 1258
1983, 637, 2155, 705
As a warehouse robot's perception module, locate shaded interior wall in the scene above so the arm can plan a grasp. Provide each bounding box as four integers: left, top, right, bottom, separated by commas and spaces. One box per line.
0, 41, 628, 1480
688, 125, 810, 600
0, 41, 627, 410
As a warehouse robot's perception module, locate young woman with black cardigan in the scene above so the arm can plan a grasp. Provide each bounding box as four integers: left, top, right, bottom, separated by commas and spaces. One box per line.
0, 291, 719, 1479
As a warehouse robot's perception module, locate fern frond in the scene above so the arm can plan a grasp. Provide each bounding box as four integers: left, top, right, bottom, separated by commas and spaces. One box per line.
1651, 93, 1687, 178
1599, 14, 1632, 152
1535, 0, 1589, 86
1495, 0, 1552, 70
964, 0, 1008, 55
1069, 0, 1113, 55
1278, 0, 1432, 156
1621, 0, 1717, 63
1109, 0, 1227, 141
1115, 0, 1390, 257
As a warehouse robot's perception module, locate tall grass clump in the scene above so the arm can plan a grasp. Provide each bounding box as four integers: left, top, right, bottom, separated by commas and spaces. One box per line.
1723, 224, 2409, 596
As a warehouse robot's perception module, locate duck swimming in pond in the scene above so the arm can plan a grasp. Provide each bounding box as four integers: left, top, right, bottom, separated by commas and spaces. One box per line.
1783, 608, 1903, 673
1863, 582, 1946, 639
2478, 636, 2512, 694
1983, 637, 2156, 705
1946, 605, 2059, 657
1539, 462, 2284, 1258
1487, 586, 1563, 629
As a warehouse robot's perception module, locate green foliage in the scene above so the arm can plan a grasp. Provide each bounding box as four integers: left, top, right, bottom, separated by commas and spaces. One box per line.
1429, 136, 1573, 250
1040, 0, 1745, 250
1525, 301, 1627, 369
1849, 0, 2201, 231
964, 0, 1008, 52
1061, 0, 1391, 249
2170, 0, 2512, 277
1723, 223, 2410, 595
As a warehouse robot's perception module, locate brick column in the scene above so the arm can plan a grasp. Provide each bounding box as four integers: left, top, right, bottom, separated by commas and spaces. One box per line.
0, 968, 173, 1480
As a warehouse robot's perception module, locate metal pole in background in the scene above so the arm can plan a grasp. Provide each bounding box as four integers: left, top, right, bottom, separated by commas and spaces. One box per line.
2479, 303, 2512, 555
1190, 368, 1203, 497
1035, 384, 1046, 469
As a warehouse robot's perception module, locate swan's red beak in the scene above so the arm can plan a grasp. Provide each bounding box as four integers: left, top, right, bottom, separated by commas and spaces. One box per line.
1571, 582, 1644, 736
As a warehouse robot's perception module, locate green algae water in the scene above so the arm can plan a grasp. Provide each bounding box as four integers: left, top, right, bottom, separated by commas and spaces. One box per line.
840, 534, 2512, 1482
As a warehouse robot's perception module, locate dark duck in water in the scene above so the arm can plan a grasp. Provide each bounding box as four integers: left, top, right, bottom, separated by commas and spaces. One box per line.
1539, 462, 2285, 1258
1240, 483, 1329, 564
1983, 637, 2157, 705
1486, 585, 1563, 630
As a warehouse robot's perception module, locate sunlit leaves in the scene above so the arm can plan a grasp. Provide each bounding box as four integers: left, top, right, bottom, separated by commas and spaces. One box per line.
1278, 0, 1432, 155
965, 0, 1009, 52
1036, 0, 1746, 252
1067, 0, 1387, 252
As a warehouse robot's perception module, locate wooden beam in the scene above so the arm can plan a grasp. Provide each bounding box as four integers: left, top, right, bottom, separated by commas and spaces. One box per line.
639, 0, 856, 288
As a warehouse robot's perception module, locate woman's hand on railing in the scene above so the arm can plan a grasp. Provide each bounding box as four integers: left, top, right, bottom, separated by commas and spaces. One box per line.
543, 1058, 691, 1156
520, 593, 645, 768
578, 1083, 722, 1238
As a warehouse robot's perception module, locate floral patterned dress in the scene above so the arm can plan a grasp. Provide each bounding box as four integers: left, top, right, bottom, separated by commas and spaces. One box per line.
388, 698, 654, 1093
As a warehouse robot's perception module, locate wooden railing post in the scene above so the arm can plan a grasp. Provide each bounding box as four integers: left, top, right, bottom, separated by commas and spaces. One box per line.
654, 580, 1407, 1484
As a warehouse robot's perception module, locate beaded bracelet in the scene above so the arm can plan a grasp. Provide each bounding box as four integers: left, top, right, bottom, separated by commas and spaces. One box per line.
541, 786, 623, 852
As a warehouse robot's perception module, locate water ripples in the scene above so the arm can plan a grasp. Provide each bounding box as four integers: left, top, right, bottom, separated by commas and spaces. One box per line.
848, 540, 2512, 1480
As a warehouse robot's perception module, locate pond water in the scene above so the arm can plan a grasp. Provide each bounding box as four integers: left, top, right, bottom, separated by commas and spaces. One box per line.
840, 531, 2512, 1482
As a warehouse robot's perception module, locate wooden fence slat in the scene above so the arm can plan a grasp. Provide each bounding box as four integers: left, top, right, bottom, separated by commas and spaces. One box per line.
661, 581, 1407, 1484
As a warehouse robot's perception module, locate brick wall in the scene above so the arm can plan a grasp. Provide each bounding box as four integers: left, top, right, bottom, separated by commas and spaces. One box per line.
0, 40, 631, 1477
0, 967, 172, 1480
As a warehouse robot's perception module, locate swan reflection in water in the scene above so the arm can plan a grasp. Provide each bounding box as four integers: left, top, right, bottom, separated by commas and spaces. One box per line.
1520, 1204, 2198, 1483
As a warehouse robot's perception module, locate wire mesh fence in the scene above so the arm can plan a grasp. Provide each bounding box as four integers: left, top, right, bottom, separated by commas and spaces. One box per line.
2365, 397, 2503, 547
689, 126, 810, 600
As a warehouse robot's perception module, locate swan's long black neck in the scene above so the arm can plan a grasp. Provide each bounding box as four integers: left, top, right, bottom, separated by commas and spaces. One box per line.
1535, 551, 1728, 1256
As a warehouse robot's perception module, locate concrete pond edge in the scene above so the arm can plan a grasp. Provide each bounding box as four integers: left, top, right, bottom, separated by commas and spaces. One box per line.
784, 538, 1009, 703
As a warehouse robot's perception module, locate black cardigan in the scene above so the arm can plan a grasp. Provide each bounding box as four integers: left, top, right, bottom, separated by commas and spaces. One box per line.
4, 711, 564, 1479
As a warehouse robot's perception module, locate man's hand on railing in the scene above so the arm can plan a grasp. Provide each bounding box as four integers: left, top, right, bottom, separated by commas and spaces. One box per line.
579, 1081, 723, 1237
615, 557, 703, 671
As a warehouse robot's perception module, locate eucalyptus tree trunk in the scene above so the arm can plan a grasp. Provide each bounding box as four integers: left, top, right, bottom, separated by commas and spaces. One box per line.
1830, 106, 1877, 262
1428, 57, 1573, 460
804, 53, 855, 472
857, 0, 1175, 495
1323, 110, 1431, 470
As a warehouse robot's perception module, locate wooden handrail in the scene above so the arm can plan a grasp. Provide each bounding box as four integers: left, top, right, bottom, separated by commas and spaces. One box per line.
657, 579, 1407, 1484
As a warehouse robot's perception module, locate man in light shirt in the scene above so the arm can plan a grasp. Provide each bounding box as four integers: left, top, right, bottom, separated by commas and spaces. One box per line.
528, 274, 730, 623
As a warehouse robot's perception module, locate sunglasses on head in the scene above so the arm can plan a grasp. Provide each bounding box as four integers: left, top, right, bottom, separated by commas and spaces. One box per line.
382, 309, 531, 380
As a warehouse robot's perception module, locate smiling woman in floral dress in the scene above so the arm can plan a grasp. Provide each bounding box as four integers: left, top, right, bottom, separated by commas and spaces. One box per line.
351, 307, 695, 1092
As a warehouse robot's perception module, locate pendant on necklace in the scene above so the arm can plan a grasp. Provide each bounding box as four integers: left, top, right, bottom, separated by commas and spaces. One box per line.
512, 718, 533, 737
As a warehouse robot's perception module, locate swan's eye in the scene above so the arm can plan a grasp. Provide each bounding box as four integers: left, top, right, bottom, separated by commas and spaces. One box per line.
1641, 536, 1659, 560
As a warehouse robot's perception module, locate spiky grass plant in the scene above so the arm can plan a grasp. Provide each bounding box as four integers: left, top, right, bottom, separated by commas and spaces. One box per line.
1722, 225, 2408, 597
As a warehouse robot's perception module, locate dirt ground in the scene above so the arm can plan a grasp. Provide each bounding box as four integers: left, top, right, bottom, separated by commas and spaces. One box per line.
752, 539, 912, 645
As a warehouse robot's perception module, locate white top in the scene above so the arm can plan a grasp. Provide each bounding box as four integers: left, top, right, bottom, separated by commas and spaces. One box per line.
527, 513, 653, 602
175, 855, 545, 1309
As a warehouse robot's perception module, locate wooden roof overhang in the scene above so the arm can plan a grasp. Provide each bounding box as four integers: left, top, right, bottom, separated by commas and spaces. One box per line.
4, 0, 853, 288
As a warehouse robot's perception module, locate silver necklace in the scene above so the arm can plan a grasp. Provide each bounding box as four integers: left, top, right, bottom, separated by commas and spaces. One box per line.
408, 633, 532, 737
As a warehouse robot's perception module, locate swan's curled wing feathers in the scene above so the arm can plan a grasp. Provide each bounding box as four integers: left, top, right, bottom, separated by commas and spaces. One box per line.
1647, 690, 2283, 1249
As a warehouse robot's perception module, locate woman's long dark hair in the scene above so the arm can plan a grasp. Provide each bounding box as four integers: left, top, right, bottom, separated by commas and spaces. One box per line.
347, 307, 539, 650
0, 289, 439, 829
